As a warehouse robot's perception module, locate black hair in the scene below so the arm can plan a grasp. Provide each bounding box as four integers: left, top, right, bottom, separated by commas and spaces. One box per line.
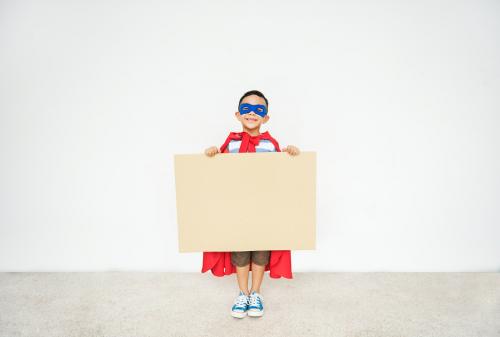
238, 90, 269, 109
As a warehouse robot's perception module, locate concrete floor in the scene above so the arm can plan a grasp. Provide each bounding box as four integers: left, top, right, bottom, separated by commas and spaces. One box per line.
0, 272, 498, 337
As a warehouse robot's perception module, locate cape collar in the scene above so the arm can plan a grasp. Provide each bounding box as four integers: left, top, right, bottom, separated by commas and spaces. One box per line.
219, 130, 281, 153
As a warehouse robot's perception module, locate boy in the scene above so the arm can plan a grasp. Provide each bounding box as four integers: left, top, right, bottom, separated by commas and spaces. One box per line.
204, 90, 300, 318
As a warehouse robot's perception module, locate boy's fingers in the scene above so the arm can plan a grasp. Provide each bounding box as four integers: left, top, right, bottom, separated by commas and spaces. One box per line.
205, 146, 219, 157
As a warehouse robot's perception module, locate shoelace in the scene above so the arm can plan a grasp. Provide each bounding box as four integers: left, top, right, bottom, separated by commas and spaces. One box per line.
234, 294, 249, 308
249, 293, 262, 307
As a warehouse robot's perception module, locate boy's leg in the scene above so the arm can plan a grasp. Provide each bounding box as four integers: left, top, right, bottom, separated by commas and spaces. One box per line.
231, 251, 251, 295
250, 250, 270, 293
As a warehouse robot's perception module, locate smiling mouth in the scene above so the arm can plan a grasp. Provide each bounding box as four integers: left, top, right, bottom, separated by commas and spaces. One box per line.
245, 117, 258, 122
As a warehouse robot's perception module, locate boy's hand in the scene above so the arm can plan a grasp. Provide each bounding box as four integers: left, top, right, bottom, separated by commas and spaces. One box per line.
281, 145, 300, 156
205, 146, 220, 157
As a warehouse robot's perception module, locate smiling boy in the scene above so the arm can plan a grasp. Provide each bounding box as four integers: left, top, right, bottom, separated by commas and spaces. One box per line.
205, 91, 299, 155
203, 90, 299, 318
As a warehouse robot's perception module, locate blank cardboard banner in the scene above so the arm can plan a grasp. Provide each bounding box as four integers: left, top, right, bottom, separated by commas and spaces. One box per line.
174, 151, 316, 252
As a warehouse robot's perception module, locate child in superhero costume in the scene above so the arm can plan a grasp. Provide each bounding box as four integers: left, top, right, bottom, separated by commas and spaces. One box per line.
203, 90, 300, 318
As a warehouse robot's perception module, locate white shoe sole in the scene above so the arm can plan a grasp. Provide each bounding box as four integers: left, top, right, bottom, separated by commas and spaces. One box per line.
231, 310, 247, 318
248, 309, 264, 317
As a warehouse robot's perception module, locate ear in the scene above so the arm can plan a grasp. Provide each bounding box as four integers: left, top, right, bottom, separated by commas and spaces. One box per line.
262, 115, 270, 124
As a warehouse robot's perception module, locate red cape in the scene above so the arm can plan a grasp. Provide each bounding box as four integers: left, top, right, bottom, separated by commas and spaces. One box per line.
201, 130, 293, 279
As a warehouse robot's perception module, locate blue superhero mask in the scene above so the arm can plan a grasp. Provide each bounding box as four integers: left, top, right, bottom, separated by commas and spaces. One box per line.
238, 103, 268, 117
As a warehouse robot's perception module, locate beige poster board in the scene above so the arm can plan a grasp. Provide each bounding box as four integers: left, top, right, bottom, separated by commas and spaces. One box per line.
174, 151, 316, 252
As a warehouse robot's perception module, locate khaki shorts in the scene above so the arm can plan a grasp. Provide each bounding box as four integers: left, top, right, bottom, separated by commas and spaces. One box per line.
231, 250, 270, 267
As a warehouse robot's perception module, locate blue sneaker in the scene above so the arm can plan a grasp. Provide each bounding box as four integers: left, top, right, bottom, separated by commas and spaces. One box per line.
248, 291, 264, 317
231, 291, 249, 318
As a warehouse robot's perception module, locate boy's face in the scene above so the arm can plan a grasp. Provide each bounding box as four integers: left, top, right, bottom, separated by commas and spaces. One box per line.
235, 94, 269, 130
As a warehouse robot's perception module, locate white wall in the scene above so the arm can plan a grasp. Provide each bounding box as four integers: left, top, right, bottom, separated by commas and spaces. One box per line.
1, 0, 499, 272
